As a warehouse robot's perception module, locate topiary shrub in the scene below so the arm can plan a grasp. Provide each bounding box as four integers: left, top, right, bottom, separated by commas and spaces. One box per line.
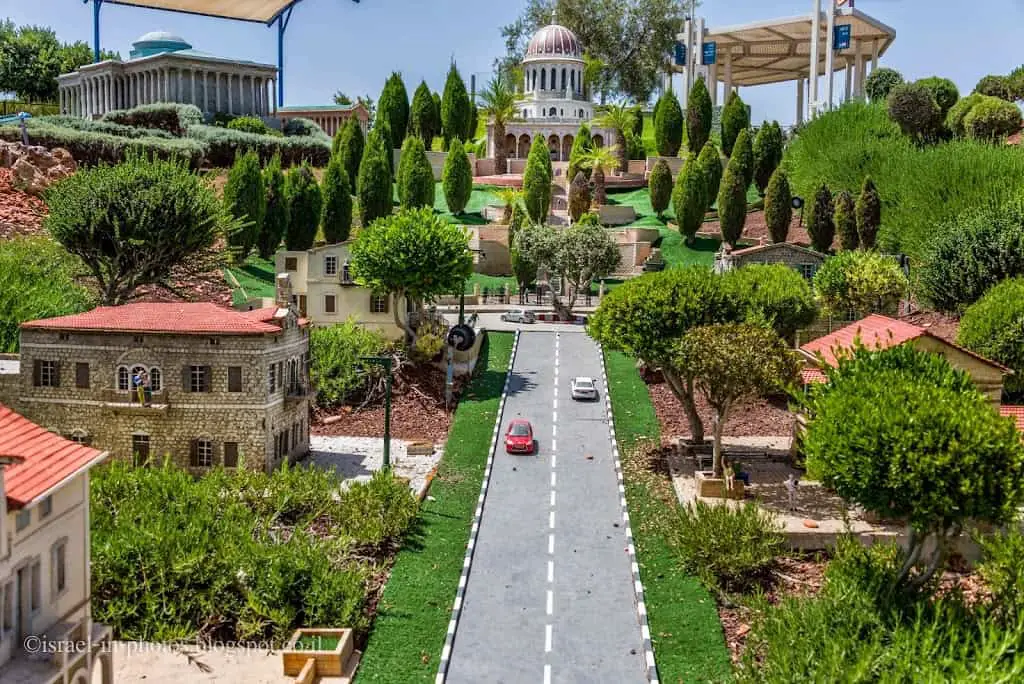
752, 121, 784, 196
441, 62, 471, 150
648, 159, 672, 219
356, 128, 393, 227
259, 153, 289, 259
442, 138, 472, 215
187, 125, 330, 167
764, 168, 792, 244
282, 117, 327, 138
813, 250, 908, 318
102, 103, 203, 135
855, 176, 881, 249
653, 90, 683, 157
227, 116, 271, 136
568, 171, 592, 222
963, 96, 1023, 141
834, 190, 858, 251
686, 76, 713, 155
958, 278, 1024, 396
285, 163, 322, 251
523, 136, 552, 223
396, 135, 434, 209
915, 77, 959, 116
945, 94, 985, 138
409, 80, 438, 143
40, 115, 174, 139
974, 75, 1015, 101
696, 141, 722, 211
720, 91, 750, 157
717, 163, 747, 248
376, 72, 410, 149
321, 154, 353, 243
223, 150, 266, 263
865, 67, 904, 102
671, 158, 707, 245
919, 200, 1024, 312
806, 183, 835, 253
887, 82, 943, 142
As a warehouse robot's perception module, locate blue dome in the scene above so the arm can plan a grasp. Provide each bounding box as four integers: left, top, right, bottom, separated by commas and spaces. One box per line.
129, 31, 192, 59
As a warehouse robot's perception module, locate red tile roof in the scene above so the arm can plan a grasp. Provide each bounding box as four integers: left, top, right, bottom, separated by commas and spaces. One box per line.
1000, 405, 1024, 432
730, 242, 825, 258
801, 367, 828, 385
22, 303, 285, 336
801, 315, 924, 367
0, 403, 107, 509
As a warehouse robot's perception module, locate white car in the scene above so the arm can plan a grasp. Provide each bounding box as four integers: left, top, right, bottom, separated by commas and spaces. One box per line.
500, 308, 536, 324
570, 376, 599, 401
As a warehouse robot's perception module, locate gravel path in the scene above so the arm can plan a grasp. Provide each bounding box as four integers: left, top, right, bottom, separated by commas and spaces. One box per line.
306, 435, 442, 499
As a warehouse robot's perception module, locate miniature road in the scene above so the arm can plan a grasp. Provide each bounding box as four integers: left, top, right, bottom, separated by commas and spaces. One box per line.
445, 332, 647, 684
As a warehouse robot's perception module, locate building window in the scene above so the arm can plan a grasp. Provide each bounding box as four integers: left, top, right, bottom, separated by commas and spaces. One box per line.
223, 442, 239, 468
285, 256, 298, 271
561, 68, 567, 90
40, 496, 52, 519
341, 262, 352, 283
69, 430, 90, 445
228, 366, 243, 392
15, 509, 30, 532
541, 69, 546, 90
797, 263, 818, 281
269, 364, 277, 393
33, 360, 59, 387
30, 561, 40, 613
118, 366, 130, 391
133, 335, 144, 344
51, 540, 67, 598
370, 294, 388, 314
191, 439, 214, 467
209, 338, 220, 346
188, 365, 209, 393
75, 362, 90, 389
1, 582, 12, 634
132, 434, 151, 467
324, 255, 338, 276
150, 367, 162, 392
324, 294, 337, 314
58, 333, 70, 342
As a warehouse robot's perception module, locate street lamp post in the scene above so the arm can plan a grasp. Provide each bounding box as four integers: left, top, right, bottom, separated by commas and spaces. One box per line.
361, 355, 393, 469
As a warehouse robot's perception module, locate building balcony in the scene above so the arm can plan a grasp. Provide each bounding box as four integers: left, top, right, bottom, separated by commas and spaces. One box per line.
285, 383, 313, 403
528, 89, 589, 102
100, 388, 169, 414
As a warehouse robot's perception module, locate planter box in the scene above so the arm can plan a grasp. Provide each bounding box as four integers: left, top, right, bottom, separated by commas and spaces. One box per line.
282, 628, 356, 679
695, 471, 745, 500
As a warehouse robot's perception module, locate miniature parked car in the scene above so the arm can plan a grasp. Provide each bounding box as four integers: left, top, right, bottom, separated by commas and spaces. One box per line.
570, 376, 599, 401
505, 419, 535, 454
501, 308, 536, 324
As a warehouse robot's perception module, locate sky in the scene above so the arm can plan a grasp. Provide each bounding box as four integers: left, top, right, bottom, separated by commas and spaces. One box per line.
4, 0, 1024, 125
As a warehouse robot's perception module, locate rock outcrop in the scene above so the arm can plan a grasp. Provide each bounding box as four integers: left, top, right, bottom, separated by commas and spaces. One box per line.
0, 142, 77, 196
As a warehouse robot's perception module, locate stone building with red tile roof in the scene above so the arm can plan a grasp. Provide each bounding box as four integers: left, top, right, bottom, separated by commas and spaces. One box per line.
5, 300, 311, 473
713, 241, 827, 280
0, 403, 113, 684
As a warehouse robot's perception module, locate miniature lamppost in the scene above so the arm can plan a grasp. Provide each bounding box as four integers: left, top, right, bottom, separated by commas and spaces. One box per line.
18, 112, 31, 146
361, 355, 393, 469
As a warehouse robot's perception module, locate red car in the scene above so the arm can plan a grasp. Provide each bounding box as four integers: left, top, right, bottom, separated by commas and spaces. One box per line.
505, 419, 535, 454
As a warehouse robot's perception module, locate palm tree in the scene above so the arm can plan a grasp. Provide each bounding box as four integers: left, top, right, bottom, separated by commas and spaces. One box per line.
592, 103, 636, 173
580, 144, 621, 206
478, 72, 522, 176
495, 188, 524, 223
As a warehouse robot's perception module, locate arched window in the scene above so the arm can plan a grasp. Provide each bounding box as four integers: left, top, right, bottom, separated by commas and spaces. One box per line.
541, 69, 546, 90
117, 366, 130, 391
531, 69, 537, 90
561, 68, 567, 91
549, 107, 557, 117
560, 109, 563, 117
550, 68, 557, 90
117, 365, 162, 392
149, 367, 162, 392
571, 70, 575, 91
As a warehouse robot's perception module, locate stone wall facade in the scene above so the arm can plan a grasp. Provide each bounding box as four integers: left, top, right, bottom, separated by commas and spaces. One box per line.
13, 319, 311, 473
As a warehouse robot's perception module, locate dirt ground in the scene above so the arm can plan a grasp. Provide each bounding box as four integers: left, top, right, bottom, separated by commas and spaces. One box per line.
698, 210, 823, 250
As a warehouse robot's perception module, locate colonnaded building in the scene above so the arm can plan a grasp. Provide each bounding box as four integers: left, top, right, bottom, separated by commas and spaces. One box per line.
487, 17, 617, 168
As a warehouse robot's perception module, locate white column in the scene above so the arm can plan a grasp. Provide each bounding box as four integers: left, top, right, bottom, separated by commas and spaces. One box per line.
227, 73, 233, 114
871, 39, 879, 74
271, 79, 277, 114
845, 60, 853, 102
163, 68, 169, 102
251, 76, 257, 115
106, 75, 113, 112
809, 0, 821, 117
796, 77, 805, 125
825, 0, 836, 110
177, 69, 183, 104
854, 41, 864, 97
216, 72, 221, 112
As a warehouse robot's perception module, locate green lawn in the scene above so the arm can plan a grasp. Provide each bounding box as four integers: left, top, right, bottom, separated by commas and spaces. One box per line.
356, 332, 514, 682
466, 273, 517, 295
604, 349, 733, 682
225, 255, 276, 306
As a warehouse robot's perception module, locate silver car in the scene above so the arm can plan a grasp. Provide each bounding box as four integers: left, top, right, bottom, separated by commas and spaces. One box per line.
501, 308, 536, 324
571, 376, 599, 401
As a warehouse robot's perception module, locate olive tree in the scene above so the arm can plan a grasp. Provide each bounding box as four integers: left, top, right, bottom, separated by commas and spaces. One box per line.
801, 344, 1024, 589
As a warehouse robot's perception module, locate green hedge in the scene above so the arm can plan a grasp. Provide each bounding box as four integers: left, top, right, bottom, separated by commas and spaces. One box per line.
102, 103, 203, 135
39, 115, 174, 139
0, 120, 206, 168
187, 124, 330, 167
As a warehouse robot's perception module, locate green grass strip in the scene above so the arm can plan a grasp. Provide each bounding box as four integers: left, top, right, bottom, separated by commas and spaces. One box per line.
357, 331, 514, 682
604, 349, 733, 683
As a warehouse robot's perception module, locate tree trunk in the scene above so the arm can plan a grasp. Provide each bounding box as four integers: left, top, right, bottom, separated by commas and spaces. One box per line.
494, 120, 507, 176
661, 367, 705, 442
593, 165, 607, 206
712, 414, 724, 478
392, 292, 417, 343
616, 129, 628, 173
551, 294, 573, 321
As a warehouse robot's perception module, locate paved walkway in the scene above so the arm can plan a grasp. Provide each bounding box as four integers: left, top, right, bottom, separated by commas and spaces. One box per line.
445, 332, 647, 684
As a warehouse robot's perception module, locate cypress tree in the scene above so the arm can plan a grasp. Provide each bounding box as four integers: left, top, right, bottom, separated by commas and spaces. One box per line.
568, 123, 594, 181
284, 163, 322, 251
720, 90, 750, 157
258, 153, 289, 259
223, 150, 266, 264
432, 91, 442, 144
376, 118, 394, 178
696, 141, 722, 211
856, 176, 882, 249
686, 75, 713, 155
397, 136, 435, 209
648, 159, 672, 219
763, 168, 792, 244
523, 136, 552, 223
835, 190, 859, 251
807, 183, 836, 253
568, 171, 592, 222
671, 157, 707, 245
321, 154, 353, 243
631, 106, 644, 139
357, 128, 393, 227
336, 117, 364, 186
654, 90, 684, 157
443, 138, 473, 214
441, 62, 471, 150
752, 121, 784, 196
732, 128, 754, 191
376, 72, 410, 150
410, 80, 438, 143
469, 105, 479, 141
717, 157, 748, 248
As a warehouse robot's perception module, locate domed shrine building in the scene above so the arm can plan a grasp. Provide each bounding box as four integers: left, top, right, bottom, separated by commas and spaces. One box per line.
487, 20, 617, 171
57, 31, 278, 119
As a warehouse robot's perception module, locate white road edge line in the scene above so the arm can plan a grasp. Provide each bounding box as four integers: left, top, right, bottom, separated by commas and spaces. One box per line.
435, 331, 519, 684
